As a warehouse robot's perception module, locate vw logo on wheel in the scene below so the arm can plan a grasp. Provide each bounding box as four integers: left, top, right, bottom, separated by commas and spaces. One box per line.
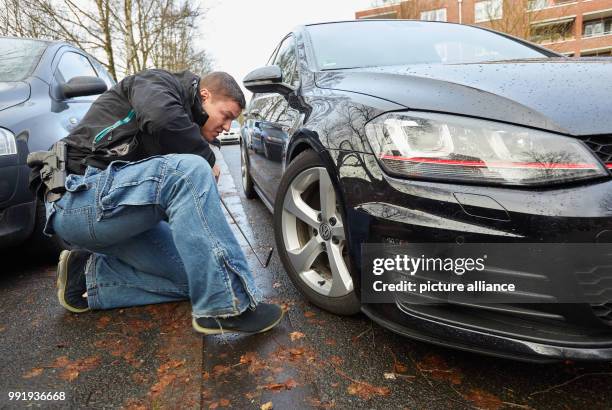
319, 223, 332, 241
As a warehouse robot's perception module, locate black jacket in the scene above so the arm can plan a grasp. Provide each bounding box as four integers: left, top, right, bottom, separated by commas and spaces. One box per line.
63, 69, 216, 175
64, 70, 215, 174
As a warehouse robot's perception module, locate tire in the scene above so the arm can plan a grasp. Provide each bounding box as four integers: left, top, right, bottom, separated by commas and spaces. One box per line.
274, 149, 360, 315
28, 200, 70, 259
241, 141, 257, 199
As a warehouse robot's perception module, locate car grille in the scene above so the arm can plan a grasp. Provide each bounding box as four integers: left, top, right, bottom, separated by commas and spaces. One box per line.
580, 135, 612, 164
575, 266, 612, 325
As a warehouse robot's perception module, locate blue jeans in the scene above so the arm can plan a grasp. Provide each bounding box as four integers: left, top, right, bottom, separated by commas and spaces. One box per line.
44, 154, 261, 318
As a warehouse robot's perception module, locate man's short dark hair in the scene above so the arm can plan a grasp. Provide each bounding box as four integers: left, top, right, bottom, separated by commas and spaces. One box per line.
200, 71, 246, 109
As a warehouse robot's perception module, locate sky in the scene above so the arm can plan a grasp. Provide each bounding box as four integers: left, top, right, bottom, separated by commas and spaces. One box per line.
198, 0, 376, 99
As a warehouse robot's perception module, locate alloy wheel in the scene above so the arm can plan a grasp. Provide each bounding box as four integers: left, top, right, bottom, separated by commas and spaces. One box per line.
281, 167, 353, 297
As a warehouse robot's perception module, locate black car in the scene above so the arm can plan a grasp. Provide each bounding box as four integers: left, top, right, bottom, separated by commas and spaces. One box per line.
240, 20, 612, 362
0, 37, 111, 254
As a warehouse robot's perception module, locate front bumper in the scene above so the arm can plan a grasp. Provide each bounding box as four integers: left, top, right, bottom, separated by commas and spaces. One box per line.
335, 150, 612, 361
0, 156, 36, 247
0, 200, 36, 248
218, 133, 240, 144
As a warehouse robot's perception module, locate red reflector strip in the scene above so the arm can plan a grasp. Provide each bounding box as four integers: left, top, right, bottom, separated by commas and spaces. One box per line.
380, 155, 598, 170
606, 163, 612, 169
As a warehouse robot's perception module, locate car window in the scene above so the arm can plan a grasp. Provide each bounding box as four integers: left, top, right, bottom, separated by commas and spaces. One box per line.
306, 21, 550, 70
0, 38, 47, 82
273, 35, 299, 87
56, 51, 98, 83
90, 57, 116, 89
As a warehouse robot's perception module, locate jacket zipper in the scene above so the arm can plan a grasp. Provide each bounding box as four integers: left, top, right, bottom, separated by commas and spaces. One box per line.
93, 109, 136, 144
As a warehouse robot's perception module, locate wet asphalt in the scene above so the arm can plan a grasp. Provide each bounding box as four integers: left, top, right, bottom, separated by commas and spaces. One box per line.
2, 144, 612, 409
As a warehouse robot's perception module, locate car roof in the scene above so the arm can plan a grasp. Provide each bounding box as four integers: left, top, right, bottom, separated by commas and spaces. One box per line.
301, 19, 460, 29
0, 35, 56, 45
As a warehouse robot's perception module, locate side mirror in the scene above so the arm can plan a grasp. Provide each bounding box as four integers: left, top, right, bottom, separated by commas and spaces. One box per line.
61, 76, 107, 99
243, 65, 294, 96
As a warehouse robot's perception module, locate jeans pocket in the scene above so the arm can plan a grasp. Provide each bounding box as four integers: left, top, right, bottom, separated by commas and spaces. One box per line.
98, 157, 167, 217
65, 174, 89, 193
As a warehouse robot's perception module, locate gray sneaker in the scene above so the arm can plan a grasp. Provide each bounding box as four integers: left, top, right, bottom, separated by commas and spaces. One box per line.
192, 303, 284, 335
57, 250, 90, 313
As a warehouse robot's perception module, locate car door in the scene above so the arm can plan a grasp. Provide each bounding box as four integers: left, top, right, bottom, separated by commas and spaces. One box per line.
51, 49, 106, 134
246, 34, 301, 204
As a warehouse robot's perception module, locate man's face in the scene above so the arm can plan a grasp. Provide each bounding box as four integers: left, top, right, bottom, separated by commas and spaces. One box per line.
200, 88, 242, 142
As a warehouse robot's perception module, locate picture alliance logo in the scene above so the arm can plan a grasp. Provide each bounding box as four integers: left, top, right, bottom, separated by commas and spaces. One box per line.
372, 254, 488, 276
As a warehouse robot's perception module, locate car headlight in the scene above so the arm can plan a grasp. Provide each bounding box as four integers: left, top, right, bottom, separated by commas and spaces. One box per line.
365, 112, 607, 186
0, 128, 17, 156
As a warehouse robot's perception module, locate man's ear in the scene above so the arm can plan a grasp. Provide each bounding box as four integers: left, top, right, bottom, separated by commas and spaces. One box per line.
199, 88, 211, 103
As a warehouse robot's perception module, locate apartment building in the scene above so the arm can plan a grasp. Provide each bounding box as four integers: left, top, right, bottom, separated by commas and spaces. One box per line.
355, 0, 612, 56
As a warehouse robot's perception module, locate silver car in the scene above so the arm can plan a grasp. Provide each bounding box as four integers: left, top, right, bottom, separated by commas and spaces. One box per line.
218, 120, 241, 144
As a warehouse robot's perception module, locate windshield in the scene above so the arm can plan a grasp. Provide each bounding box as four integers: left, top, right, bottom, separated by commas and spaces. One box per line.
0, 38, 48, 82
231, 120, 240, 129
306, 21, 549, 70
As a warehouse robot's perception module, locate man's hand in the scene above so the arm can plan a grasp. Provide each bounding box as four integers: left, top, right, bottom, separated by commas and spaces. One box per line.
212, 164, 220, 183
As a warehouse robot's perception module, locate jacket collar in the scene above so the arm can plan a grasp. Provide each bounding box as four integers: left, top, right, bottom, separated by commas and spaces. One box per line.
175, 70, 208, 127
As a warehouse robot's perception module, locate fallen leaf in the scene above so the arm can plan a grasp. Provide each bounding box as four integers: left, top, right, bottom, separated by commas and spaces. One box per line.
384, 372, 396, 380
394, 362, 409, 374
417, 354, 463, 385
157, 359, 185, 374
62, 369, 80, 381
463, 389, 503, 410
289, 331, 305, 341
209, 402, 219, 409
329, 355, 343, 366
212, 364, 231, 377
245, 391, 260, 400
289, 348, 305, 357
240, 351, 257, 365
52, 356, 71, 367
0, 325, 6, 332
272, 282, 281, 288
219, 398, 230, 406
96, 315, 111, 329
261, 378, 298, 392
51, 355, 101, 381
347, 382, 391, 400
261, 402, 273, 410
22, 368, 43, 379
304, 311, 316, 318
240, 351, 267, 373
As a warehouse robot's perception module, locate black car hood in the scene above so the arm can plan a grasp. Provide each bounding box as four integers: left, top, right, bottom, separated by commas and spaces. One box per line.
0, 81, 30, 112
315, 58, 612, 136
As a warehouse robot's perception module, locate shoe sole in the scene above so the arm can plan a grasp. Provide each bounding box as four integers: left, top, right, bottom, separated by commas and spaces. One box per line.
57, 250, 90, 313
192, 309, 284, 335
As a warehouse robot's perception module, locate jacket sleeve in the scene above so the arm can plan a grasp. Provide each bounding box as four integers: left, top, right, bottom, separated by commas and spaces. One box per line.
127, 71, 216, 167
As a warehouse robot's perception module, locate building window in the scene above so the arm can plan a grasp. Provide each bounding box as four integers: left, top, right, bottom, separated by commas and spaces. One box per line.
528, 0, 551, 11
581, 49, 612, 57
360, 11, 398, 19
475, 0, 503, 23
420, 8, 447, 22
584, 18, 612, 38
531, 21, 574, 43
